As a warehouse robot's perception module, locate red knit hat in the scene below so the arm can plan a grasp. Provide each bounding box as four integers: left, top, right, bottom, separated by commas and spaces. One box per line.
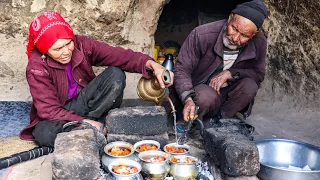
26, 12, 74, 58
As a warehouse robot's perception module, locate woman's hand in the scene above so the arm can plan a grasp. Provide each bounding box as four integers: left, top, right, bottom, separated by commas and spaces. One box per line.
146, 60, 174, 88
83, 119, 107, 135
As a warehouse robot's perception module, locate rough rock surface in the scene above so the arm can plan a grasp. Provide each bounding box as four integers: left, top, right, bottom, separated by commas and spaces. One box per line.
1, 0, 319, 108
0, 0, 169, 101
203, 119, 260, 176
107, 132, 169, 148
106, 106, 168, 135
52, 129, 105, 180
259, 0, 320, 108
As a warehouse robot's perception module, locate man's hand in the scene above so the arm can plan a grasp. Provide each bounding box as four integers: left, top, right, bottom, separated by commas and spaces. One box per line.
209, 70, 232, 95
83, 119, 107, 135
146, 60, 174, 88
183, 97, 196, 122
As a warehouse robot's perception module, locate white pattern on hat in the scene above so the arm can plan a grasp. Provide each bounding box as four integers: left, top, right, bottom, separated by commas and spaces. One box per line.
43, 12, 58, 20
32, 19, 41, 31
33, 21, 73, 45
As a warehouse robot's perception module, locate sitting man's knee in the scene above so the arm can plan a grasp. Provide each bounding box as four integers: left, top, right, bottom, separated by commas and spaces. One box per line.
238, 78, 259, 98
194, 86, 220, 108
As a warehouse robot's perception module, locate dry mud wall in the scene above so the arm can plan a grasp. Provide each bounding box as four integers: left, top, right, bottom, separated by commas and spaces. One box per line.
0, 0, 319, 110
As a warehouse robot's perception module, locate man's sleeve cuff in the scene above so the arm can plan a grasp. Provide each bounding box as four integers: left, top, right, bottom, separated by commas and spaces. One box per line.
180, 90, 195, 104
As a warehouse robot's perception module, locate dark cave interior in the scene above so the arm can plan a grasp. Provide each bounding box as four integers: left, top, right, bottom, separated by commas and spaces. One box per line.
155, 0, 250, 47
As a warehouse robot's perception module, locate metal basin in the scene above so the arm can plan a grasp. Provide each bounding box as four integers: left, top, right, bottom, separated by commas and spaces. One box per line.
255, 139, 320, 180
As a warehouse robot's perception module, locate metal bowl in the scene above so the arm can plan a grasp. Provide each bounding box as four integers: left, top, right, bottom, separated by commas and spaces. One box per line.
108, 159, 142, 180
102, 141, 138, 170
169, 155, 199, 180
138, 150, 170, 179
133, 140, 160, 153
255, 139, 320, 180
163, 143, 190, 155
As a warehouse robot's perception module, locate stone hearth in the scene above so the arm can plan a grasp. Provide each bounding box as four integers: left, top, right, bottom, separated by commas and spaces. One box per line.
52, 106, 260, 179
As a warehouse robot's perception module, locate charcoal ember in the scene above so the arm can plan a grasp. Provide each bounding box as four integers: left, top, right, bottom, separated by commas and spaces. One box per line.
106, 106, 168, 136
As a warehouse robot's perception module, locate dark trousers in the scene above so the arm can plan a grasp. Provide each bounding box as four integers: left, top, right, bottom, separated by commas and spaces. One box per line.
169, 78, 258, 121
32, 67, 126, 147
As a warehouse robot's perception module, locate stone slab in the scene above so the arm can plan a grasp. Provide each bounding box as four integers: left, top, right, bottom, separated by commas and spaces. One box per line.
209, 159, 259, 180
203, 125, 260, 176
53, 129, 104, 180
106, 106, 168, 136
107, 133, 169, 149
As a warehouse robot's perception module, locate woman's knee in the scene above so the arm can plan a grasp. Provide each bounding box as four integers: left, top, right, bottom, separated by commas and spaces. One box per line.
33, 128, 56, 147
103, 67, 126, 90
106, 67, 126, 82
32, 121, 68, 147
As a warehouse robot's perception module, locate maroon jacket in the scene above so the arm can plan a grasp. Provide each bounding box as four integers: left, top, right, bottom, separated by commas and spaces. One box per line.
20, 35, 153, 140
174, 20, 267, 102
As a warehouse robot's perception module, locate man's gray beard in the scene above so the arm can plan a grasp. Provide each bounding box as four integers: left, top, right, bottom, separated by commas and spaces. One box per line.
223, 32, 241, 50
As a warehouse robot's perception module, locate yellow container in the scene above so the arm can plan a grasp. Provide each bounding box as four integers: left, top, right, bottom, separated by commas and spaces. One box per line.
160, 47, 176, 56
154, 45, 161, 62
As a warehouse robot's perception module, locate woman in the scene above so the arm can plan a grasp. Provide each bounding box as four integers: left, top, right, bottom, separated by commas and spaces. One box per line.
20, 12, 173, 147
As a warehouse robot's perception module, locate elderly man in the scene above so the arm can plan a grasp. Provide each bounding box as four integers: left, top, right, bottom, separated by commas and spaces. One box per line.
171, 0, 268, 123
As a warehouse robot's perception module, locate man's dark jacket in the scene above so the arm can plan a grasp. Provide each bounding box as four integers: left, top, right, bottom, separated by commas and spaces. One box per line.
173, 19, 267, 102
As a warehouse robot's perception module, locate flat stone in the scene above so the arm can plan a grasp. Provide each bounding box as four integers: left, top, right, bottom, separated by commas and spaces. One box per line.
52, 129, 105, 180
106, 106, 168, 136
211, 118, 255, 140
222, 175, 259, 180
208, 160, 259, 180
107, 133, 169, 148
203, 127, 260, 176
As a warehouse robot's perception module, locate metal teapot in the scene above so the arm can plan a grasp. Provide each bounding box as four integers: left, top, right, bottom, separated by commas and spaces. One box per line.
137, 69, 176, 112
137, 70, 171, 105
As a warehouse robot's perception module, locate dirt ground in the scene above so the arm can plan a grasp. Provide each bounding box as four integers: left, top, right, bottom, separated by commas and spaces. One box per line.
1, 90, 319, 180
247, 100, 320, 147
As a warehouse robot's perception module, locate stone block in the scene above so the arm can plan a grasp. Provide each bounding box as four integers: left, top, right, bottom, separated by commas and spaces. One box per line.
52, 129, 104, 180
209, 160, 259, 180
203, 127, 260, 176
107, 133, 169, 149
106, 106, 168, 136
222, 175, 259, 180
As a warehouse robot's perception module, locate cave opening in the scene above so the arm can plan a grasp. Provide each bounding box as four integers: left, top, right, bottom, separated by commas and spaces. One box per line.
154, 0, 250, 51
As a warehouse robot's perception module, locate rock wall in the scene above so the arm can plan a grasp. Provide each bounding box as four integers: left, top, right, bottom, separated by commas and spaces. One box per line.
260, 0, 320, 108
0, 0, 168, 101
0, 0, 319, 109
